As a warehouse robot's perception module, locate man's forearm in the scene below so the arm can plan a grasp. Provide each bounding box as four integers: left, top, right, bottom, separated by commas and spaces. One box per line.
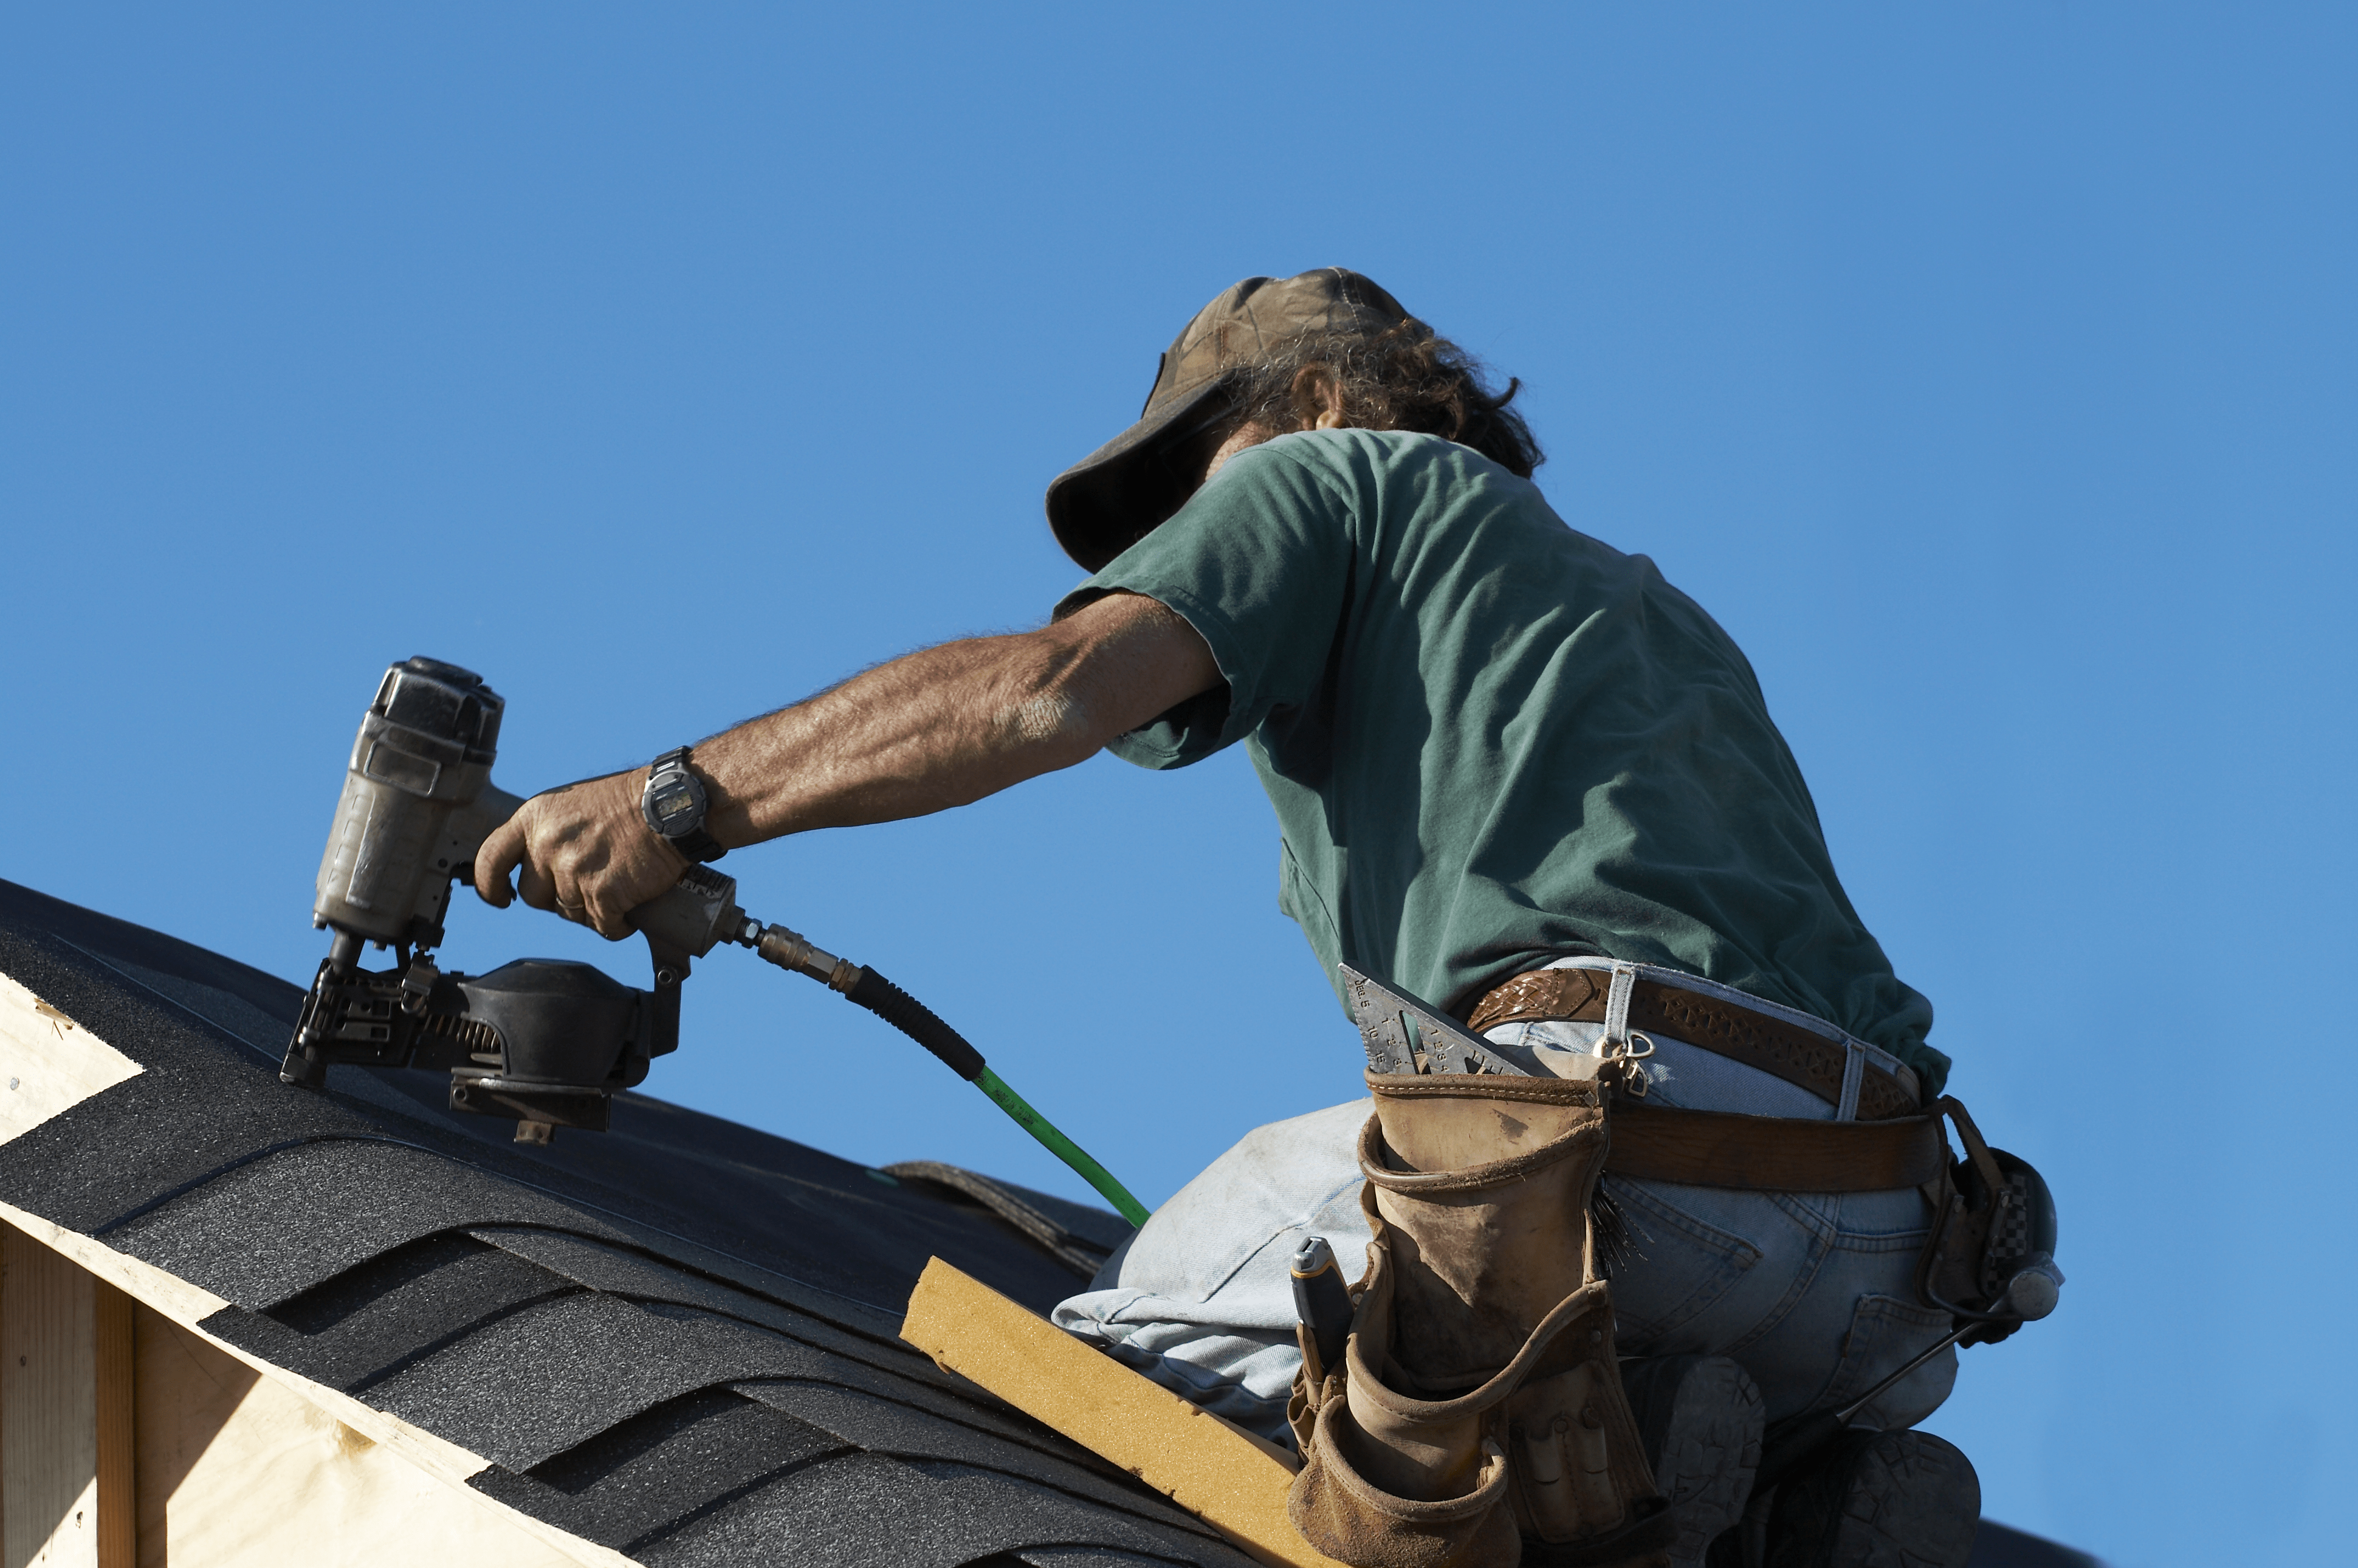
693, 590, 1215, 848
473, 591, 1217, 937
690, 632, 1091, 842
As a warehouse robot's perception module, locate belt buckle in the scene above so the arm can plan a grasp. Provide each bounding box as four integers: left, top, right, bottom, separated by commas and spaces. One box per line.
1603, 1029, 1655, 1097
1597, 962, 1655, 1096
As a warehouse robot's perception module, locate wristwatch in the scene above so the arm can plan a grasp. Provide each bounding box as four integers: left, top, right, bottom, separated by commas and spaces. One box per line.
639, 747, 727, 863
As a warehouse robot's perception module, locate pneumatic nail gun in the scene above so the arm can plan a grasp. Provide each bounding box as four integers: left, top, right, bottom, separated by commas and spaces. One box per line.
280, 656, 1153, 1223
281, 656, 750, 1143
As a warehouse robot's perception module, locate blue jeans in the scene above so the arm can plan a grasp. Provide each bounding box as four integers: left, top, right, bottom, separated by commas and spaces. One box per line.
1054, 971, 1959, 1446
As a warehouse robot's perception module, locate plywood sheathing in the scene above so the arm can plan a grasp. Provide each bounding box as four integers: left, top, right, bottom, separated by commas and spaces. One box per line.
0, 972, 141, 1147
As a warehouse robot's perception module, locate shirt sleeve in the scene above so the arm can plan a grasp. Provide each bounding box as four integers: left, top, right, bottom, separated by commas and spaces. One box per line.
1053, 436, 1358, 769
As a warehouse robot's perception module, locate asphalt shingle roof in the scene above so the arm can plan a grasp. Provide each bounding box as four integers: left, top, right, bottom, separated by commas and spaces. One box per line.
0, 876, 1255, 1568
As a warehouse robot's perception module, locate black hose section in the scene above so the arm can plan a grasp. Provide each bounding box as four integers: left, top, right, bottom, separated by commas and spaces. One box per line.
844, 966, 987, 1081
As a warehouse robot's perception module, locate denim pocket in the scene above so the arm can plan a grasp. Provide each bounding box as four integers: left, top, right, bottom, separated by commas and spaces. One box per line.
1814, 1293, 1958, 1430
1603, 1175, 1763, 1350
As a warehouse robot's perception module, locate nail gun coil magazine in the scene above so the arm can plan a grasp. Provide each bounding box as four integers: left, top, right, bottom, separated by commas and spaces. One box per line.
288, 953, 674, 1132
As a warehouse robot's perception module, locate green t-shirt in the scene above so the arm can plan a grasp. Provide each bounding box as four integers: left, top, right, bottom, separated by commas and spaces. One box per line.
1057, 428, 1944, 1093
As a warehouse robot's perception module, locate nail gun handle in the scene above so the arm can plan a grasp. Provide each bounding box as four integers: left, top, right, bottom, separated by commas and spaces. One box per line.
628, 864, 743, 961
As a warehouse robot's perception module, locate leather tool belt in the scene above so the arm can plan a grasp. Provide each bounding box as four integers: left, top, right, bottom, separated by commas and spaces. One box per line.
1607, 1100, 1947, 1191
1464, 962, 1944, 1192
1343, 958, 2061, 1355
1466, 964, 1920, 1120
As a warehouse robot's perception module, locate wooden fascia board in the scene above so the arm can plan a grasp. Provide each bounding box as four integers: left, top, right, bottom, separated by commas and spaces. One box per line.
0, 1204, 641, 1568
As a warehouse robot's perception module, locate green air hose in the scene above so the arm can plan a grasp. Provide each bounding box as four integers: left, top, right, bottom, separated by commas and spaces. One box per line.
736, 918, 1151, 1227
972, 1067, 1151, 1227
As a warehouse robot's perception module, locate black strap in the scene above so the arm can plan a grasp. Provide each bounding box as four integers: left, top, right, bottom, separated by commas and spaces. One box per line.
650, 746, 727, 863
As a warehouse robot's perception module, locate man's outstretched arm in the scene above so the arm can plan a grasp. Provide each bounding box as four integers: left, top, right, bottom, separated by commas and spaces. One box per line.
473, 591, 1222, 938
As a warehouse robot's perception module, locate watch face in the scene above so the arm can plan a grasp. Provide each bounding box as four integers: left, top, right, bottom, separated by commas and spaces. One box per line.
647, 770, 706, 835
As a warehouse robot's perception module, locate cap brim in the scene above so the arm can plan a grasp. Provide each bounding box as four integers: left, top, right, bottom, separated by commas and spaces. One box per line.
1045, 377, 1234, 574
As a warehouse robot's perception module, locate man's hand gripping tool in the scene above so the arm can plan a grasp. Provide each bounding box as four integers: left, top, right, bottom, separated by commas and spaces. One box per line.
282, 658, 751, 1143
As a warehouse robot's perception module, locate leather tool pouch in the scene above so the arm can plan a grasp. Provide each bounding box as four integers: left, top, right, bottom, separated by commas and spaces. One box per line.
1287, 1071, 1674, 1568
1913, 1096, 2061, 1347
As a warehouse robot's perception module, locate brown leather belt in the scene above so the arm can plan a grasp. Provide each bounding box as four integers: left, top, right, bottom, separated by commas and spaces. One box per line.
1465, 966, 1919, 1123
1604, 1102, 1948, 1191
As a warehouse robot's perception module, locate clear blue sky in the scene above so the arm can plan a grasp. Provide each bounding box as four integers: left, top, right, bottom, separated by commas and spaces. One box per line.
4, 8, 2351, 1563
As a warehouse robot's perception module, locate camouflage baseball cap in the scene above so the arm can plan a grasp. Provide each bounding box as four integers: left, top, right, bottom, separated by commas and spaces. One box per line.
1045, 267, 1411, 571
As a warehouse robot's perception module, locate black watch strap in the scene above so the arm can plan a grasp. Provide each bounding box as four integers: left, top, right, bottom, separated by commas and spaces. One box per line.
648, 746, 728, 863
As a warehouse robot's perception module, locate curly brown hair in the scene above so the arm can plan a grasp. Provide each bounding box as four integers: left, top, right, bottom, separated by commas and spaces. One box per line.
1224, 319, 1544, 478
1078, 319, 1546, 570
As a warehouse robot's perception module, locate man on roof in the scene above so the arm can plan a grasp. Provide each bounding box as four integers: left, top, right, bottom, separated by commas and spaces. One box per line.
476, 270, 1991, 1568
